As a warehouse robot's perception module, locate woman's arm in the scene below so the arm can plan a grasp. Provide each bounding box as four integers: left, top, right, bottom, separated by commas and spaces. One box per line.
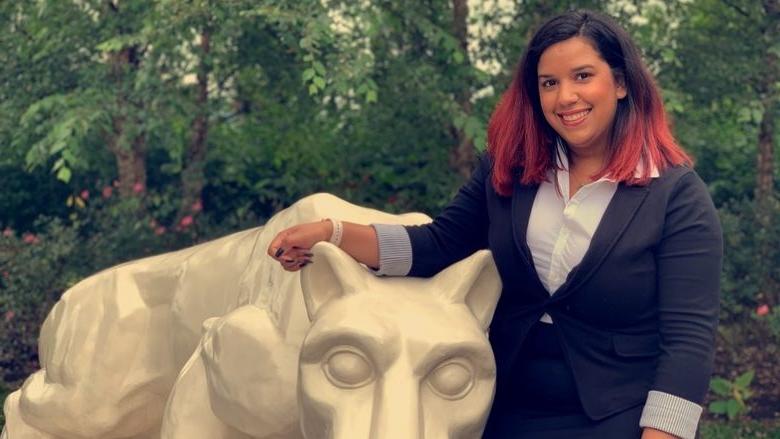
268, 153, 493, 276
267, 220, 380, 271
642, 428, 679, 439
639, 170, 723, 439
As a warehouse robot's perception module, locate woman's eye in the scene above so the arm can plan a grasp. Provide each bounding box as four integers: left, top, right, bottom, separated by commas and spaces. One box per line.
426, 359, 474, 400
323, 348, 374, 388
575, 72, 592, 80
540, 79, 556, 88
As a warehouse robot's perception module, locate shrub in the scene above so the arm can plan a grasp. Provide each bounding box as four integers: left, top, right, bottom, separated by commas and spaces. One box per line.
718, 197, 780, 322
709, 370, 755, 420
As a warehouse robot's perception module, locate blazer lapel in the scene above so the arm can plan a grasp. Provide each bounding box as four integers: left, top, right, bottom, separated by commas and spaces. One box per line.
511, 182, 539, 270
550, 183, 650, 302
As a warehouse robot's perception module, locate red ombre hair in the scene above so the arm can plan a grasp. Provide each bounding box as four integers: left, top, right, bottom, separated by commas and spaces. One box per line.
487, 10, 692, 196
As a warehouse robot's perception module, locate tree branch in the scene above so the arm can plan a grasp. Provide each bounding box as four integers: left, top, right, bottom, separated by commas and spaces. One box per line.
721, 0, 751, 18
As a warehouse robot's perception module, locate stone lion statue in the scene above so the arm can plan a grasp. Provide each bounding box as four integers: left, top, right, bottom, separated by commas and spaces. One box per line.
2, 193, 502, 439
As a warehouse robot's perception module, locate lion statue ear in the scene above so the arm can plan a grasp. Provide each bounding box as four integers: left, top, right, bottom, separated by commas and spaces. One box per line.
299, 242, 368, 321
433, 250, 502, 331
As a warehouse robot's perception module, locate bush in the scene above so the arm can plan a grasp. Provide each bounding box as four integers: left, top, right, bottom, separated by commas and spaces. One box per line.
700, 419, 780, 439
719, 197, 780, 322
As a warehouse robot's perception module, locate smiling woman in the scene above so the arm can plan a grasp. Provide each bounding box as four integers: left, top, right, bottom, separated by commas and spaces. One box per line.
268, 9, 722, 439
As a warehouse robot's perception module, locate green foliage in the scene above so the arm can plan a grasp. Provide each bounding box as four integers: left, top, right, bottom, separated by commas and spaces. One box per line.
719, 198, 780, 320
764, 306, 780, 340
700, 419, 780, 439
19, 90, 111, 182
709, 370, 755, 420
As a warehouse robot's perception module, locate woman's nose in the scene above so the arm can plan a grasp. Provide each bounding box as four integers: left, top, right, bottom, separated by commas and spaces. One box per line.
557, 81, 580, 105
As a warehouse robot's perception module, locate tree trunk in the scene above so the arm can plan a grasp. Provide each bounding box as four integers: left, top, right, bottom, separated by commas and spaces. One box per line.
448, 0, 476, 180
178, 28, 211, 220
756, 0, 779, 305
756, 98, 776, 208
109, 114, 147, 198
108, 41, 147, 199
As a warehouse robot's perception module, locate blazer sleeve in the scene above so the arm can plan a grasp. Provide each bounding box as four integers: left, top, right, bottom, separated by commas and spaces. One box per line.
404, 153, 492, 278
642, 170, 722, 432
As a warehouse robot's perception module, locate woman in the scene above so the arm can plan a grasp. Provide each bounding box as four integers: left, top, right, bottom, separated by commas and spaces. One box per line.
268, 9, 721, 439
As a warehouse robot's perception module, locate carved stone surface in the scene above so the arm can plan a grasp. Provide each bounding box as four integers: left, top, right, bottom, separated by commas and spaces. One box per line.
2, 193, 501, 438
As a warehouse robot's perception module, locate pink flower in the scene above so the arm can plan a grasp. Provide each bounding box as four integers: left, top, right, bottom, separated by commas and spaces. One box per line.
102, 186, 113, 199
80, 190, 89, 200
191, 200, 203, 213
154, 226, 166, 236
4, 310, 14, 322
756, 304, 770, 317
2, 228, 12, 237
179, 215, 194, 228
132, 182, 144, 194
22, 233, 39, 244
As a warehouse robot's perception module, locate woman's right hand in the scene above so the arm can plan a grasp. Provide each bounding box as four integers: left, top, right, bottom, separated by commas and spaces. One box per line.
267, 220, 333, 272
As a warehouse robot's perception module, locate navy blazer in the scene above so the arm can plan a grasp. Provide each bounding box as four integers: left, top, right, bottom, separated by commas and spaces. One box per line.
403, 153, 722, 420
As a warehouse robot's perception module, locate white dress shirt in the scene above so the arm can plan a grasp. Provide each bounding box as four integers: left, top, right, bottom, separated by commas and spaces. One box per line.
528, 147, 657, 323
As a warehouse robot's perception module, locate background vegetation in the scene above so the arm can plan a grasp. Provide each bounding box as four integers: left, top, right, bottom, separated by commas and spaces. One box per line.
1, 0, 778, 435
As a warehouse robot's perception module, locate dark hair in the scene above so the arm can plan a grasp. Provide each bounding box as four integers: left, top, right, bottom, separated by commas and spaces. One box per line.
487, 9, 691, 196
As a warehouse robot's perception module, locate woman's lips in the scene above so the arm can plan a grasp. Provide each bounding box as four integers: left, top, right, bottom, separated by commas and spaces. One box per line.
558, 109, 591, 126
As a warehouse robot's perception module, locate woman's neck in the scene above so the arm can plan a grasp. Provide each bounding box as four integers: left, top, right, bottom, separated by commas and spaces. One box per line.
567, 151, 607, 198
568, 149, 606, 175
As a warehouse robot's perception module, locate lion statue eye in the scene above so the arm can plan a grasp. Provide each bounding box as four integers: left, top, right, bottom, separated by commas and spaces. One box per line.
426, 360, 474, 400
323, 348, 374, 389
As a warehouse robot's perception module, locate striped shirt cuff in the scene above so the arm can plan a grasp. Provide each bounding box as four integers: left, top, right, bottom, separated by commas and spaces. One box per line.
639, 390, 702, 439
368, 223, 412, 276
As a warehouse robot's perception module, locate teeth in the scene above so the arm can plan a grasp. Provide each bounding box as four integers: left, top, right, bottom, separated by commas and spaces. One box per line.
561, 110, 590, 122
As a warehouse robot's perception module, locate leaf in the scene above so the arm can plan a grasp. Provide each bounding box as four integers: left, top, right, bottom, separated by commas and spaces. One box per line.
751, 107, 763, 124
366, 90, 377, 103
726, 399, 741, 420
734, 370, 755, 389
312, 61, 326, 76
302, 68, 316, 81
708, 400, 728, 414
56, 167, 72, 183
313, 76, 326, 88
52, 157, 65, 171
62, 149, 76, 165
452, 51, 464, 64
709, 378, 731, 396
308, 84, 318, 95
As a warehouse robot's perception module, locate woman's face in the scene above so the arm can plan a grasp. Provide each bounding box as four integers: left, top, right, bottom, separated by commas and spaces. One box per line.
537, 36, 626, 160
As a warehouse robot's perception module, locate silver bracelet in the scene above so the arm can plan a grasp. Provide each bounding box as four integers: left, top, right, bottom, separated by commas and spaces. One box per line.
327, 218, 343, 247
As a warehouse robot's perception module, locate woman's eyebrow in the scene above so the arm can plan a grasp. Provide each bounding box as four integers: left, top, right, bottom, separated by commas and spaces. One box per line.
571, 64, 596, 71
539, 64, 597, 79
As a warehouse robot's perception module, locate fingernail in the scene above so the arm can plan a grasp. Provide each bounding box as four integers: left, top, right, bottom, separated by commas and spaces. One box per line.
303, 252, 314, 257
275, 248, 284, 258
283, 258, 294, 263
